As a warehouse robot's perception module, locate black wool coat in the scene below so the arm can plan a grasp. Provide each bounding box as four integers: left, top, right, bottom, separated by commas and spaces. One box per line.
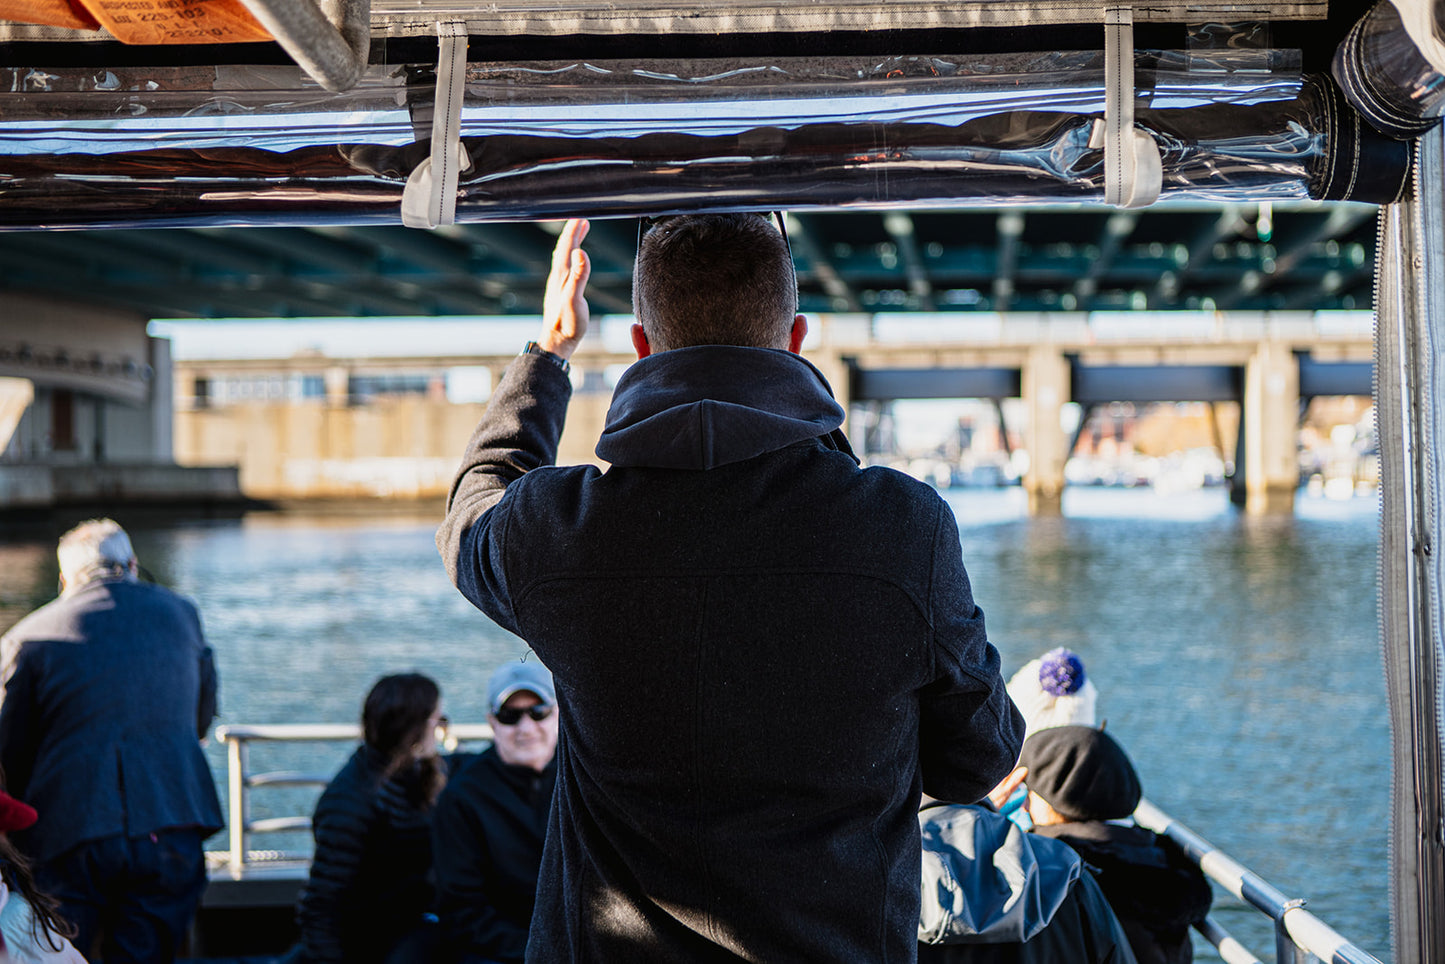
439, 346, 1025, 964
432, 746, 556, 964
1032, 822, 1213, 964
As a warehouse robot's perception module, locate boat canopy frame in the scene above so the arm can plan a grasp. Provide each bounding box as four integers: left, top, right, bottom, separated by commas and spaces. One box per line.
1374, 123, 1445, 964
5, 1, 1445, 960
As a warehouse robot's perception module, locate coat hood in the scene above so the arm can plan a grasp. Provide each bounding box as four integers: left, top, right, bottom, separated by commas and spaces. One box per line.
919, 804, 1083, 945
595, 345, 849, 469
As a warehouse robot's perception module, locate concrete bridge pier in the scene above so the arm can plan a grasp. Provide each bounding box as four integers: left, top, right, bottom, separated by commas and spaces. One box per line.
811, 353, 854, 436
1023, 347, 1070, 516
0, 378, 34, 452
1239, 341, 1301, 514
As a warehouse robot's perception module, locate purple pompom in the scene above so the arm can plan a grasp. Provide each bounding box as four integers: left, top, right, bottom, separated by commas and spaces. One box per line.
1038, 648, 1086, 696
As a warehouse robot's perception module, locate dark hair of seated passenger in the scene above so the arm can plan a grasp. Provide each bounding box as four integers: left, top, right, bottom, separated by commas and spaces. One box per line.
0, 767, 75, 952
362, 673, 444, 799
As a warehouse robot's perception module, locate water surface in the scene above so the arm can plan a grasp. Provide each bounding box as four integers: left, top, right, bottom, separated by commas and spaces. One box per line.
0, 487, 1388, 959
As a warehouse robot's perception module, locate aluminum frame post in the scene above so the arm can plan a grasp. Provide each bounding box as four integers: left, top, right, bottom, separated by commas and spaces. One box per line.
1375, 127, 1445, 964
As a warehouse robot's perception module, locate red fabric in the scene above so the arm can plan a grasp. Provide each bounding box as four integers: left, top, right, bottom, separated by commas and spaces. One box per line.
0, 791, 38, 834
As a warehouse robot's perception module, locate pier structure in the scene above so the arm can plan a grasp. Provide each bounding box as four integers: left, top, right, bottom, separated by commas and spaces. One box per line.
165, 311, 1372, 513
0, 292, 240, 510
0, 205, 1378, 512
839, 312, 1371, 514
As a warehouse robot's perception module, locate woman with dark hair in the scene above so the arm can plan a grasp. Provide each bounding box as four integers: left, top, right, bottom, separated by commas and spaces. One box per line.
291, 673, 451, 964
0, 789, 85, 962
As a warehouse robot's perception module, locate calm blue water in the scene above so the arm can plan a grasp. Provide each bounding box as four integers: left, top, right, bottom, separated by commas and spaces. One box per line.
0, 487, 1390, 960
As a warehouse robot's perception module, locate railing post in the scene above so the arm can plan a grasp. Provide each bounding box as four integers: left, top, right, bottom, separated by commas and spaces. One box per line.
226, 735, 248, 874
1275, 898, 1302, 963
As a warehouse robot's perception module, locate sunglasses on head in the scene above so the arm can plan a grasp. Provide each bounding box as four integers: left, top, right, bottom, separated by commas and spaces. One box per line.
636, 211, 791, 258
494, 704, 554, 726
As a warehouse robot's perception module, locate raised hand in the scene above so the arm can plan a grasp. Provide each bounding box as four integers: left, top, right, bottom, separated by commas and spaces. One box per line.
538, 218, 592, 359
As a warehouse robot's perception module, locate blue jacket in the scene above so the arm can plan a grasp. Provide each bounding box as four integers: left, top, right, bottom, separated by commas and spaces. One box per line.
439, 347, 1024, 963
0, 578, 222, 863
918, 803, 1136, 963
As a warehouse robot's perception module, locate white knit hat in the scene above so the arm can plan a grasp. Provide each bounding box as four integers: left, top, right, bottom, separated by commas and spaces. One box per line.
1005, 647, 1098, 741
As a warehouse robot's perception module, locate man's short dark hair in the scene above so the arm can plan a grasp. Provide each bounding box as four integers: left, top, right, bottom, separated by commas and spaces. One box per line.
633, 213, 798, 352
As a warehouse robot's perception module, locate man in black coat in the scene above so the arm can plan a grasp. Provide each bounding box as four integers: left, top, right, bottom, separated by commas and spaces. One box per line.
0, 518, 222, 963
432, 661, 558, 964
438, 215, 1024, 962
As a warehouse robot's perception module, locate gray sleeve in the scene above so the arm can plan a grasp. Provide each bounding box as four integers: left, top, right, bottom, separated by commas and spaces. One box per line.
435, 353, 572, 631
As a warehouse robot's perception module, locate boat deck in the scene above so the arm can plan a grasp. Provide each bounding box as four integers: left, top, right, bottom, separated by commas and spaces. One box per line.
187, 857, 307, 961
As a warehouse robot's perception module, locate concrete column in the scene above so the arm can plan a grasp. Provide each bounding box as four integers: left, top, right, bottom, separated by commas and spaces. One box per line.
0, 378, 34, 458
1242, 341, 1299, 514
1023, 347, 1070, 515
150, 336, 173, 461
811, 315, 865, 441
559, 391, 610, 467
324, 366, 350, 406
809, 352, 853, 440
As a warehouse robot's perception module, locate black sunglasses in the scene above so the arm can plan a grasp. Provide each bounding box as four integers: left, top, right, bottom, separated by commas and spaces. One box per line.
494, 704, 554, 726
636, 211, 791, 259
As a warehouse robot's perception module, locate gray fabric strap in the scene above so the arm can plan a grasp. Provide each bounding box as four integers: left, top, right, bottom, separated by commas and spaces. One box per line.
402, 21, 471, 229
1102, 5, 1161, 209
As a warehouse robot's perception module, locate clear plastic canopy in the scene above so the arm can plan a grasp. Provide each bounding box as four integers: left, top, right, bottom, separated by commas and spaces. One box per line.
0, 48, 1412, 229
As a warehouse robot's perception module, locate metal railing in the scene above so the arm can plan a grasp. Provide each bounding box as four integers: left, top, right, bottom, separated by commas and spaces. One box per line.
212, 722, 494, 875
1135, 799, 1383, 964
210, 726, 1385, 963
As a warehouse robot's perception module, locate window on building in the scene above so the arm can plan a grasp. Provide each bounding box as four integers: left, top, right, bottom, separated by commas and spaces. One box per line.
348, 373, 433, 400
50, 389, 75, 451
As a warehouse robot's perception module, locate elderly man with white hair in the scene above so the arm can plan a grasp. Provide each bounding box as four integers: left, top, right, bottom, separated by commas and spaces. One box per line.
0, 518, 222, 964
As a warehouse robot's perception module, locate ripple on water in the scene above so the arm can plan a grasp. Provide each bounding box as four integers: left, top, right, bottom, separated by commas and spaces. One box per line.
0, 491, 1392, 960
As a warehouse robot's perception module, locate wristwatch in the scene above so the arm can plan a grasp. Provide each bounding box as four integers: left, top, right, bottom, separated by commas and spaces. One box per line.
521, 341, 571, 374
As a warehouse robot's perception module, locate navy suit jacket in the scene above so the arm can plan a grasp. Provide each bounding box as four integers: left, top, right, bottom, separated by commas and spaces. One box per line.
0, 577, 223, 863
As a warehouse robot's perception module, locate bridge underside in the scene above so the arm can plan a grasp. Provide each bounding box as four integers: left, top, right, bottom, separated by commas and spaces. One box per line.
0, 203, 1379, 324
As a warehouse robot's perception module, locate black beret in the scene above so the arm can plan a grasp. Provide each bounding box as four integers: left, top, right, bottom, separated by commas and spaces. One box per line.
1019, 725, 1141, 822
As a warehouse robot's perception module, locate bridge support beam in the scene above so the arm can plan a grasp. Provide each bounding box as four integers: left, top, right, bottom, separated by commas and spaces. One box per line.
1241, 341, 1300, 514
0, 377, 33, 456
1023, 347, 1070, 515
812, 353, 854, 440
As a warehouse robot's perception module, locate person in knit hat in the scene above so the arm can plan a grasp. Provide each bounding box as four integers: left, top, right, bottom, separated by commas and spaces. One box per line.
0, 789, 86, 962
1006, 648, 1100, 741
1019, 726, 1212, 964
994, 648, 1100, 829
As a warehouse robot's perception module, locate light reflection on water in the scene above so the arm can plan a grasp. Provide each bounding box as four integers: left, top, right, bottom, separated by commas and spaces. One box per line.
0, 487, 1388, 960
949, 487, 1386, 960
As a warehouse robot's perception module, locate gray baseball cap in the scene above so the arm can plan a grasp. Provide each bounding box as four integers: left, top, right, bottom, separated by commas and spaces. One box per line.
486, 660, 556, 713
